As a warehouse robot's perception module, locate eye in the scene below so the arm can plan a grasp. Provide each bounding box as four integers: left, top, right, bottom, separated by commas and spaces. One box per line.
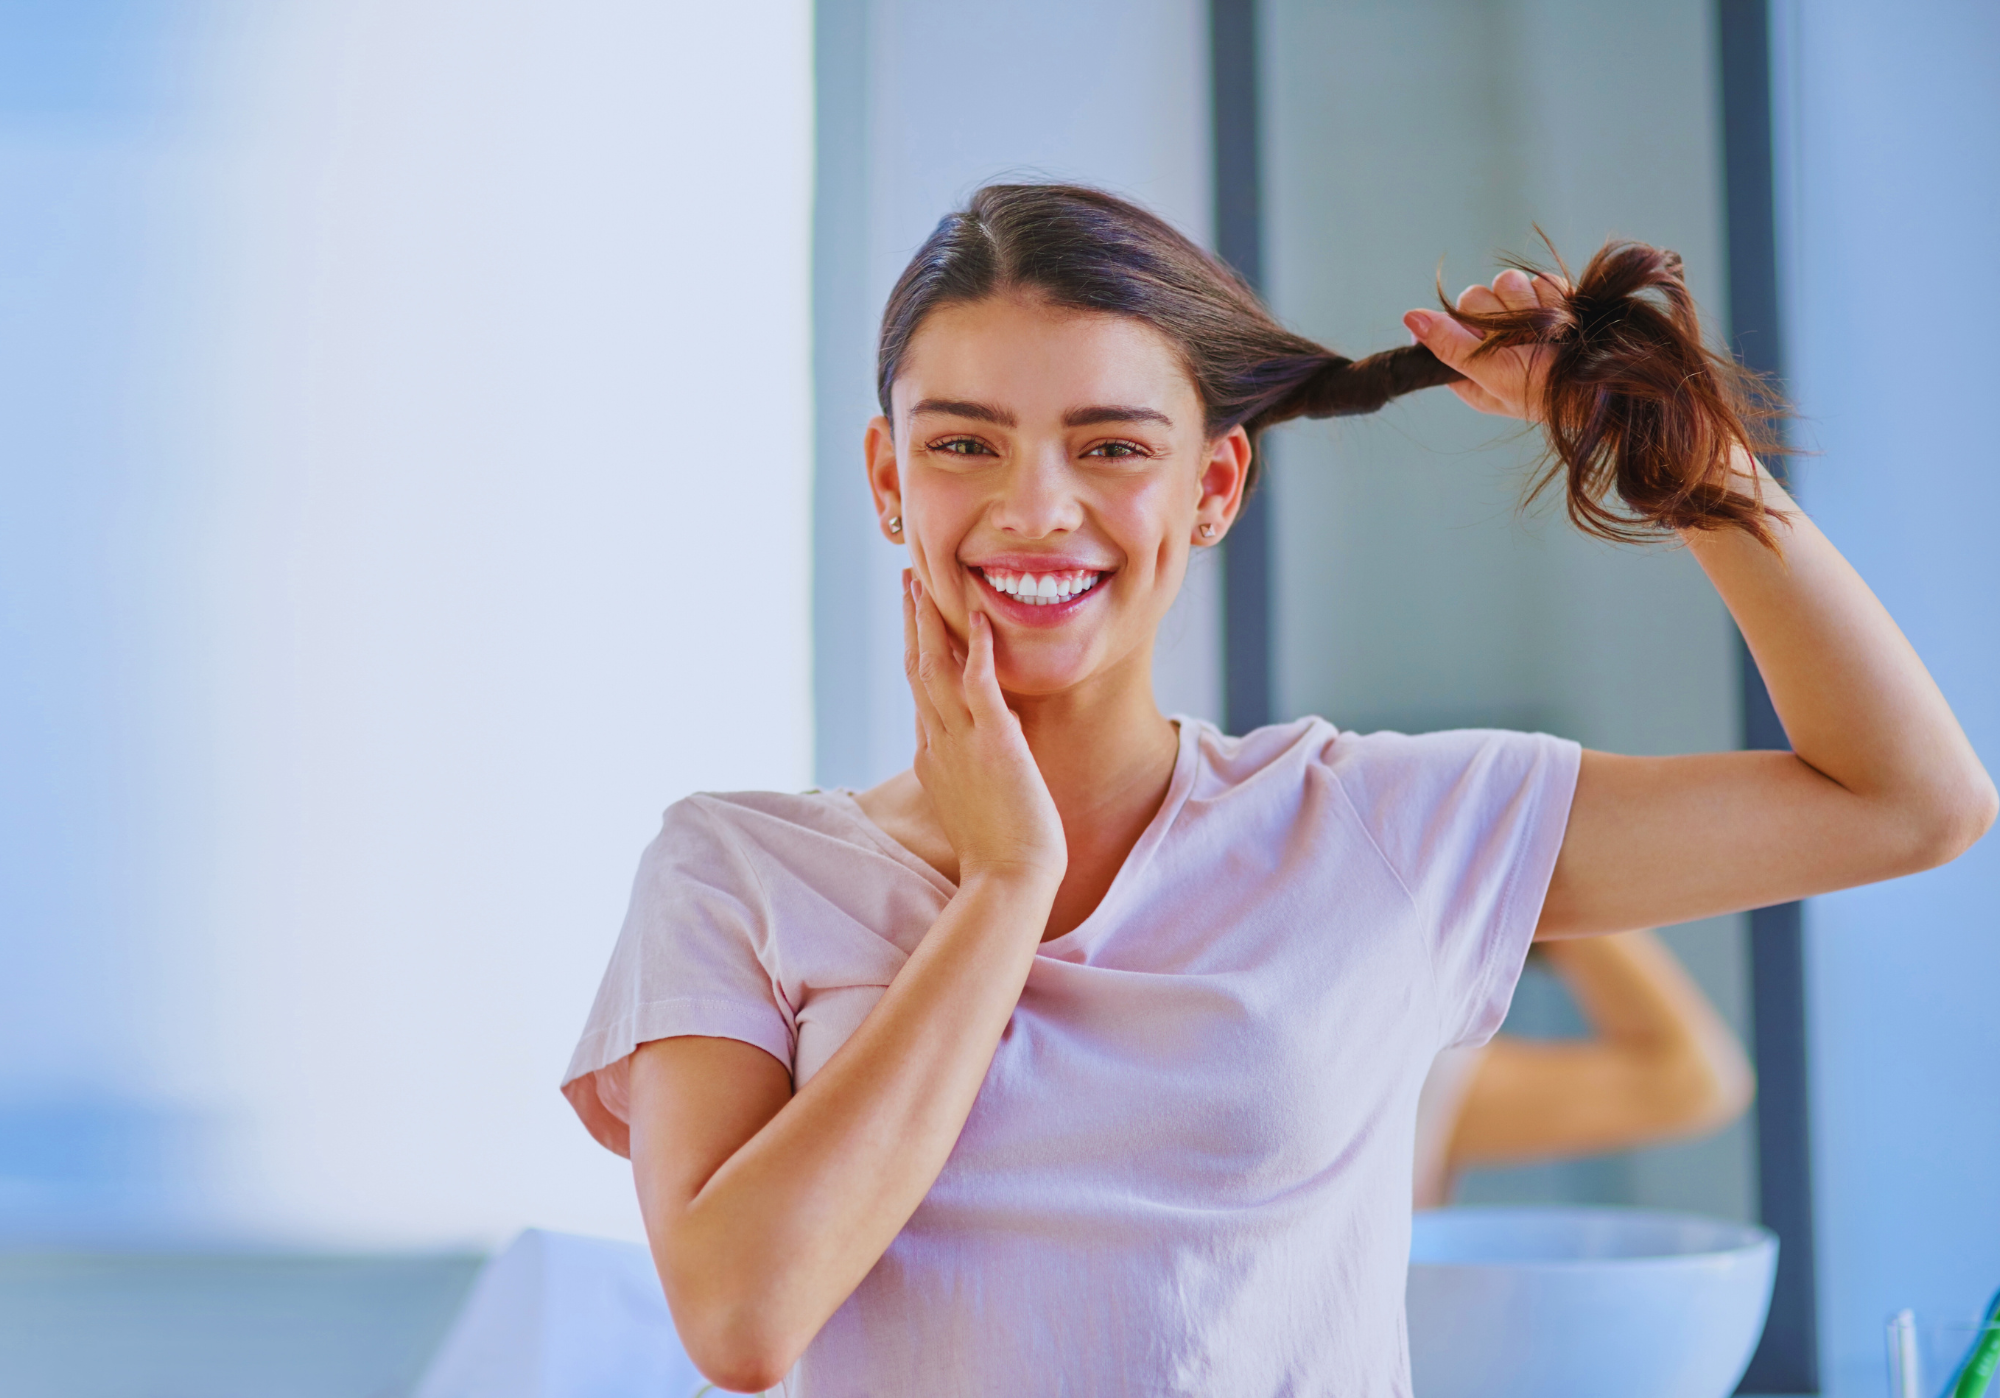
927, 436, 995, 457
1082, 439, 1150, 460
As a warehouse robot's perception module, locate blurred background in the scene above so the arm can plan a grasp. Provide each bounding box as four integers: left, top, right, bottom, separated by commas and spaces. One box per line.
1, 1, 1993, 1394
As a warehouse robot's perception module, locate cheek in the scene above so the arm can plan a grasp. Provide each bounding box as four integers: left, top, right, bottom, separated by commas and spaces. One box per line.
902, 473, 982, 586
904, 460, 983, 522
1101, 476, 1197, 575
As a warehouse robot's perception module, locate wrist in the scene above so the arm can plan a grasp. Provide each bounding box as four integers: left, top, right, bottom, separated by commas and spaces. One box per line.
1725, 443, 1767, 486
1677, 445, 1799, 550
957, 861, 1064, 903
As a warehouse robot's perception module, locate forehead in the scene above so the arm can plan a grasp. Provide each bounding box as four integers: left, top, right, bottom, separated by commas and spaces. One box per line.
893, 293, 1198, 421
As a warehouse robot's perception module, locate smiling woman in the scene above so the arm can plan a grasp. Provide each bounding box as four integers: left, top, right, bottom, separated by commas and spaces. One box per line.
558, 184, 1994, 1396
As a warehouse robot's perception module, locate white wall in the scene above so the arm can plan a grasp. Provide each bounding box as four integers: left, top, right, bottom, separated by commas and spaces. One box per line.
1260, 0, 1756, 1221
0, 2, 200, 1238
812, 0, 1220, 790
1775, 3, 2000, 1391
1, 0, 815, 1249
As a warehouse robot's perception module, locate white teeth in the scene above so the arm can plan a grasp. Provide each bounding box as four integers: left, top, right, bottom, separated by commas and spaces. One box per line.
977, 567, 1103, 604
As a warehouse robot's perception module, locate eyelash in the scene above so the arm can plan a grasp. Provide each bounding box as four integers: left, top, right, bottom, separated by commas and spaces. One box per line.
1084, 439, 1149, 460
922, 437, 1153, 461
928, 436, 994, 457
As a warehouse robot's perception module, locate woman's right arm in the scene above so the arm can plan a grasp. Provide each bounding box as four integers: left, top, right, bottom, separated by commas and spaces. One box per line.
629, 871, 1053, 1392
627, 576, 1065, 1394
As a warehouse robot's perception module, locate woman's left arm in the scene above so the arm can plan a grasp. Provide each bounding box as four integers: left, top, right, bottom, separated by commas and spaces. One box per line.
1407, 277, 1996, 938
1538, 455, 1994, 935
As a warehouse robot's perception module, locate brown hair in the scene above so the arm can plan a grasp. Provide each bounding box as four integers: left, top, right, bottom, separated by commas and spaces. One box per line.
877, 183, 1784, 544
1447, 237, 1786, 544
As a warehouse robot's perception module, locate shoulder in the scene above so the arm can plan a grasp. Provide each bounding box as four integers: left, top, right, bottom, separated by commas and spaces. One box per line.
617, 788, 882, 965
1311, 725, 1580, 805
656, 788, 860, 840
1190, 718, 1578, 875
643, 788, 861, 883
1185, 715, 1573, 796
641, 786, 941, 915
1181, 714, 1335, 796
1311, 726, 1581, 892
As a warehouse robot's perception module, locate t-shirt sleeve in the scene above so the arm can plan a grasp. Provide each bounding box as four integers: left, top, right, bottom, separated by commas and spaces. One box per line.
1326, 727, 1582, 1051
560, 796, 796, 1157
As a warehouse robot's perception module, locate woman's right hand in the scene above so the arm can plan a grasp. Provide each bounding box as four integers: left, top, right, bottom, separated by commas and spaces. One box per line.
634, 573, 1078, 1391
904, 570, 1067, 888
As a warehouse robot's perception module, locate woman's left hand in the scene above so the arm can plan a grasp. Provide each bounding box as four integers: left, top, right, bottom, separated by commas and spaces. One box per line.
1403, 268, 1564, 423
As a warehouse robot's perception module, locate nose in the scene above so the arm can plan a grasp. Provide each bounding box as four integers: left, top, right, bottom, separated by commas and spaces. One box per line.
989, 442, 1084, 539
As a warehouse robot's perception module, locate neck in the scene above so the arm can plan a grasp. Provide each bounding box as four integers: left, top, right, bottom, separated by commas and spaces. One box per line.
852, 638, 1181, 938
1006, 646, 1179, 837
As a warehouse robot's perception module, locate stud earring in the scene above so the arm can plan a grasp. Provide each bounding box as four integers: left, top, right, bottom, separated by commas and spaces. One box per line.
1199, 523, 1217, 539
888, 516, 902, 534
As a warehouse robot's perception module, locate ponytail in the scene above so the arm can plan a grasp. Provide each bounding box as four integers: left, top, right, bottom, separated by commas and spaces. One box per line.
1440, 239, 1787, 546
879, 185, 1787, 547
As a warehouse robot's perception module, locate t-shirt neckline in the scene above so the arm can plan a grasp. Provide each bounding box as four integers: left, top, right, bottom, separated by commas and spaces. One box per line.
826, 715, 1205, 957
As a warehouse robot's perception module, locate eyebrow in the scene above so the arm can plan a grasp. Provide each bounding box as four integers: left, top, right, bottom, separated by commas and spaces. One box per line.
909, 398, 1017, 426
1062, 404, 1175, 429
906, 398, 1175, 431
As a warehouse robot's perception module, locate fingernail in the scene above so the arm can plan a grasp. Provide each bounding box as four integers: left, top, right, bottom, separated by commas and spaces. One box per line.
1403, 310, 1433, 338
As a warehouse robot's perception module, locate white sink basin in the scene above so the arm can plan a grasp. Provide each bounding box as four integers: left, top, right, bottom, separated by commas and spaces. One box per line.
1407, 1206, 1778, 1398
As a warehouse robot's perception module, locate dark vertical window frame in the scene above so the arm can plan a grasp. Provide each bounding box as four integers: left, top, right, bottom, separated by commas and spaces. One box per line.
1209, 0, 1272, 736
1720, 1, 1820, 1392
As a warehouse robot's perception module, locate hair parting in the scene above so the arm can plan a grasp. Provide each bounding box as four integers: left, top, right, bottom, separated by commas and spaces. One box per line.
877, 184, 1789, 546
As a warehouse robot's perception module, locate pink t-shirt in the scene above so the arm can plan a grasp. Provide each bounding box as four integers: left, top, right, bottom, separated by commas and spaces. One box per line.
563, 716, 1580, 1397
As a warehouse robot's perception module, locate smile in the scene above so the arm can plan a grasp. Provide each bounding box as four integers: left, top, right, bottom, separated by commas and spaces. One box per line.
973, 566, 1105, 607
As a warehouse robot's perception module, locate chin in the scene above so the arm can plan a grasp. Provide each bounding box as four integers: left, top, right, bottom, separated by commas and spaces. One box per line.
990, 630, 1112, 698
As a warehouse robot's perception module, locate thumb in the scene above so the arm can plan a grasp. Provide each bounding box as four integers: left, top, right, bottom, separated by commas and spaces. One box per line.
1403, 309, 1485, 372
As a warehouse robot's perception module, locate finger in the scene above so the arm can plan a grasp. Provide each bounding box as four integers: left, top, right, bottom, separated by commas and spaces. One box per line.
904, 576, 945, 745
1403, 308, 1487, 373
1531, 273, 1567, 308
902, 573, 945, 744
1492, 268, 1538, 311
912, 578, 972, 730
960, 611, 1010, 724
1449, 379, 1512, 416
1456, 282, 1506, 317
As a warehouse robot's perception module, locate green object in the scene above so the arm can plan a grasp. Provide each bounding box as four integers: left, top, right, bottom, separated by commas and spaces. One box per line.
1948, 1287, 2000, 1398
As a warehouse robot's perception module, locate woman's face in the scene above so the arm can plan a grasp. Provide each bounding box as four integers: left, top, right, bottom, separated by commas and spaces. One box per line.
867, 292, 1248, 700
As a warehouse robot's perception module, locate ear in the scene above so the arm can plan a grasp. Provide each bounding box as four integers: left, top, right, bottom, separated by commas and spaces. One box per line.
864, 415, 904, 542
1192, 425, 1252, 545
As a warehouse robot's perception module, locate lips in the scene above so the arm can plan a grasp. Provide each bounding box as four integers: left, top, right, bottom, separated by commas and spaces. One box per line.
967, 562, 1110, 626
